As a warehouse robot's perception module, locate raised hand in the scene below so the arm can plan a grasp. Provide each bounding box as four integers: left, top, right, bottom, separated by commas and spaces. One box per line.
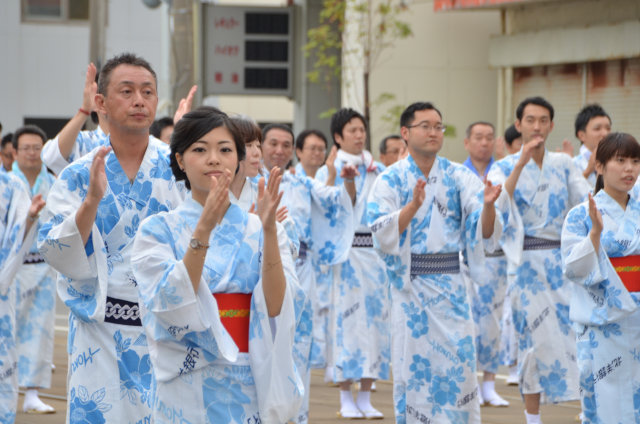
87, 146, 111, 203
256, 167, 284, 232
326, 145, 338, 181
483, 179, 502, 205
340, 163, 359, 180
173, 85, 198, 124
411, 179, 427, 210
83, 63, 98, 113
519, 135, 544, 165
588, 193, 603, 236
200, 169, 231, 231
276, 206, 288, 223
494, 136, 506, 159
28, 194, 46, 219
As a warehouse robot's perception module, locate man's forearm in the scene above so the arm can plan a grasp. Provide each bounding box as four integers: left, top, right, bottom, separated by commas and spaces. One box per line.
57, 111, 87, 160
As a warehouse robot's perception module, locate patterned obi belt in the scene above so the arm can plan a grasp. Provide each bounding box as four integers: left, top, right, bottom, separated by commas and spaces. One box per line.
23, 252, 45, 265
410, 252, 460, 276
352, 232, 373, 248
523, 236, 561, 251
105, 297, 141, 326
213, 293, 252, 353
609, 255, 640, 293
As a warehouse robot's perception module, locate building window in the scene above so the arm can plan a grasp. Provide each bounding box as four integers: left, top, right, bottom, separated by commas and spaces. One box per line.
22, 0, 90, 22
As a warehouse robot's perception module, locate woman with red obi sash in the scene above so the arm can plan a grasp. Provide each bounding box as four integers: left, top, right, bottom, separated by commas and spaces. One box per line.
561, 132, 640, 424
131, 107, 304, 424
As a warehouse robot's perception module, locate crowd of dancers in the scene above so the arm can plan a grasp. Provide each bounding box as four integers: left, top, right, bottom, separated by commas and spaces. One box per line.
0, 52, 638, 424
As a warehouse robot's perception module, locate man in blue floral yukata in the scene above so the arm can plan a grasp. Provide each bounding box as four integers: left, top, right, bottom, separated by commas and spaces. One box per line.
38, 53, 185, 423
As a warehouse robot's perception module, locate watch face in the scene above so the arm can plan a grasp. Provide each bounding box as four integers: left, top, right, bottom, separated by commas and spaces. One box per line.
190, 238, 199, 249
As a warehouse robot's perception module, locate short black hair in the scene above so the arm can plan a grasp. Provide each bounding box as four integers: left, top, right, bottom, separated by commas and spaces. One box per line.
98, 53, 157, 95
515, 96, 554, 121
1, 132, 13, 149
169, 106, 244, 190
150, 117, 174, 139
261, 123, 294, 144
574, 104, 611, 138
379, 134, 403, 154
296, 129, 328, 151
399, 102, 442, 128
594, 132, 640, 194
465, 121, 494, 138
12, 125, 46, 149
330, 108, 366, 147
503, 124, 521, 146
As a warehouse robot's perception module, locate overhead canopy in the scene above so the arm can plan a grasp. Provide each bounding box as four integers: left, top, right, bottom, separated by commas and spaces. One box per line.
434, 0, 556, 11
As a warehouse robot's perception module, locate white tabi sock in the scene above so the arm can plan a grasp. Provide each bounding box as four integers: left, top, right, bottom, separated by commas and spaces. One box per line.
356, 390, 371, 410
339, 390, 363, 418
524, 410, 542, 424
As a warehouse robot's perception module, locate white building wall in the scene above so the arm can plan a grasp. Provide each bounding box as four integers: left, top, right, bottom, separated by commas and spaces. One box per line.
0, 1, 169, 134
357, 1, 501, 162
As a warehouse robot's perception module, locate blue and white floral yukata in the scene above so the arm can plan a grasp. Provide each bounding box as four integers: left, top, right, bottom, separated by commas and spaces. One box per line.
131, 195, 304, 424
573, 145, 597, 187
11, 163, 57, 391
0, 172, 34, 424
38, 138, 185, 424
562, 189, 640, 424
462, 157, 511, 376
368, 155, 508, 424
488, 148, 591, 404
265, 166, 353, 423
316, 150, 391, 387
41, 126, 109, 175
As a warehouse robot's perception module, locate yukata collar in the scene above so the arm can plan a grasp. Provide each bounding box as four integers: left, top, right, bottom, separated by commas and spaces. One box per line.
336, 149, 377, 172
12, 161, 48, 196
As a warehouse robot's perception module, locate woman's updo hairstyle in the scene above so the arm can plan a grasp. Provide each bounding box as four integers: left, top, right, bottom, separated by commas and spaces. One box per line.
169, 106, 246, 189
594, 132, 640, 194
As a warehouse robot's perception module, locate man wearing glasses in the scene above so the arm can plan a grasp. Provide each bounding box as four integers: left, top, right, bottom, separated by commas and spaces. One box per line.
368, 102, 507, 423
10, 125, 57, 414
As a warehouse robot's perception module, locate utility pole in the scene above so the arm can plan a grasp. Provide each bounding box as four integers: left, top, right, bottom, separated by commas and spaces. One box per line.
89, 0, 107, 70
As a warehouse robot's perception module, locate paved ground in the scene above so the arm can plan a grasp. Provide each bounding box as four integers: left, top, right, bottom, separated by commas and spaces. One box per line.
15, 306, 582, 423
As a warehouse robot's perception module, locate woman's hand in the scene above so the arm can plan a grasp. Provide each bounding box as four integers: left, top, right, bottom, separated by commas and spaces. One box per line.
198, 169, 231, 231
588, 193, 603, 252
256, 167, 284, 232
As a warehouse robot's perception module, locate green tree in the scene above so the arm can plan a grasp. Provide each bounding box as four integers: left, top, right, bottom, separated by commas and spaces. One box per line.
305, 0, 412, 143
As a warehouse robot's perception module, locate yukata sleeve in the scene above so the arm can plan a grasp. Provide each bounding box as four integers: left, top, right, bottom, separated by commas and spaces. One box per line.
566, 157, 592, 207
131, 215, 238, 360
37, 164, 109, 322
0, 176, 32, 293
561, 203, 637, 325
307, 177, 354, 265
367, 171, 404, 255
250, 221, 304, 424
487, 161, 524, 266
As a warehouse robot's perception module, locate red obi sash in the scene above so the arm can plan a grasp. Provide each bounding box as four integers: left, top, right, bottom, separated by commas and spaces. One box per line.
213, 293, 252, 353
609, 255, 640, 293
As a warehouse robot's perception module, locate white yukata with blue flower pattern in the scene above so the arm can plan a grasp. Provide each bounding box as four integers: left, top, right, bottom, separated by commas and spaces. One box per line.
41, 127, 109, 175
38, 137, 185, 424
488, 148, 590, 404
131, 195, 304, 424
368, 155, 507, 424
0, 172, 35, 424
561, 190, 640, 424
11, 163, 57, 391
265, 166, 353, 423
316, 151, 391, 386
461, 158, 510, 375
573, 145, 597, 188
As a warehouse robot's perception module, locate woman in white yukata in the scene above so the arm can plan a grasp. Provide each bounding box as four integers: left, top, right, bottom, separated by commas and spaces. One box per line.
561, 132, 640, 424
229, 115, 263, 211
0, 173, 45, 424
131, 107, 303, 424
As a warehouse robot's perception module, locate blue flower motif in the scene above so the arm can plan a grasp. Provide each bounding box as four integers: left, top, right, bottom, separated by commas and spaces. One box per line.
407, 354, 431, 391
365, 295, 383, 321
429, 374, 460, 409
403, 302, 428, 339
478, 285, 494, 304
548, 192, 567, 220
0, 315, 12, 339
69, 386, 111, 424
318, 241, 337, 264
600, 322, 622, 338
516, 262, 545, 294
456, 335, 475, 364
512, 308, 528, 335
340, 348, 365, 380
545, 259, 564, 290
65, 285, 98, 323
117, 349, 152, 394
203, 375, 252, 424
564, 206, 587, 237
340, 261, 359, 290
539, 360, 568, 401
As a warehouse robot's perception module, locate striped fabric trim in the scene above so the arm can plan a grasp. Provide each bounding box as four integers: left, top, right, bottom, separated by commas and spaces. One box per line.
523, 236, 560, 251
410, 252, 460, 276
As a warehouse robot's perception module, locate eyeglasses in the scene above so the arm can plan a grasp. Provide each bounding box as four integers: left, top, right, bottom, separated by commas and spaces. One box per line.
406, 123, 446, 133
17, 145, 42, 152
304, 146, 326, 153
